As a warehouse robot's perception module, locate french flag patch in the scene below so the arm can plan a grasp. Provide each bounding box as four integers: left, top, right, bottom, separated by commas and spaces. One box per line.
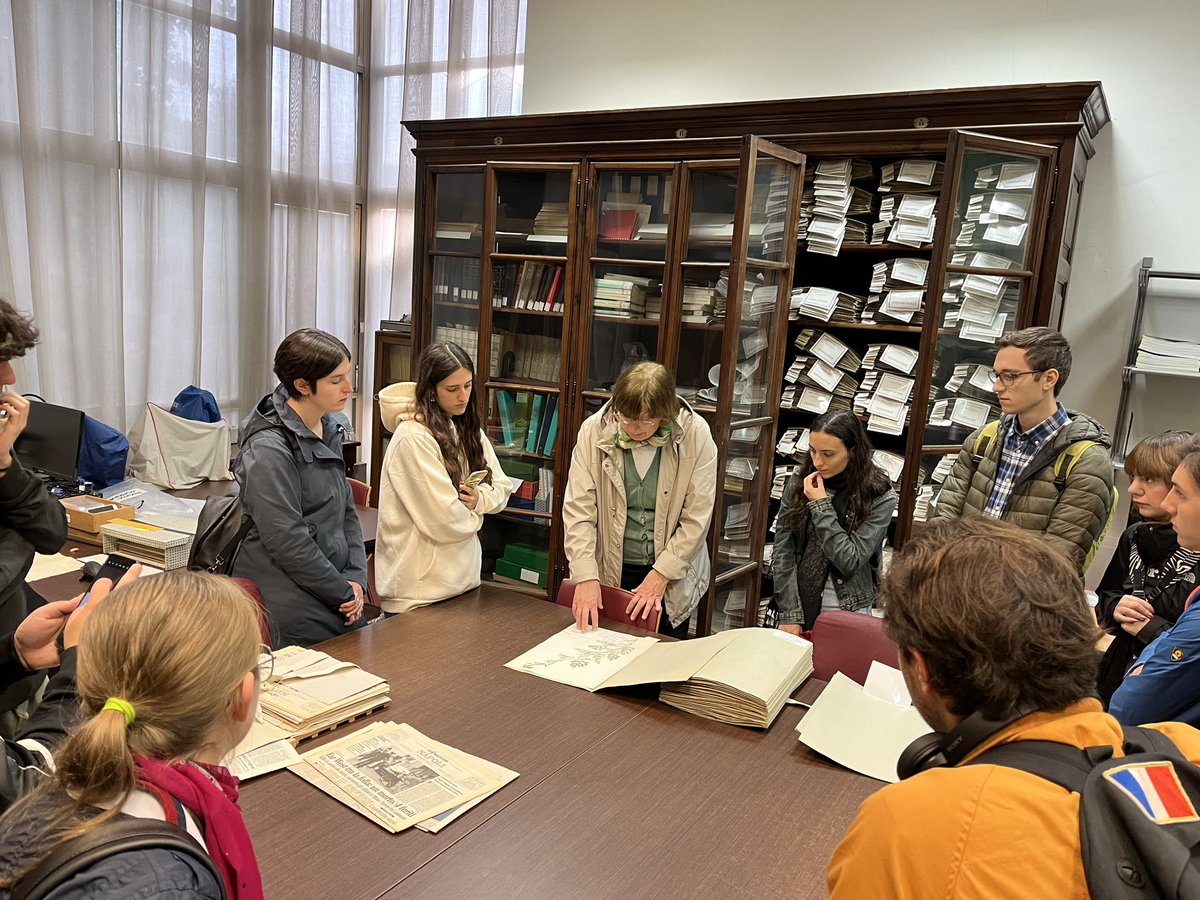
1105, 762, 1200, 824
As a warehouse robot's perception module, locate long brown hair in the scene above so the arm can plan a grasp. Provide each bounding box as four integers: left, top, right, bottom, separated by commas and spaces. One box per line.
0, 572, 262, 886
782, 409, 892, 530
414, 341, 489, 486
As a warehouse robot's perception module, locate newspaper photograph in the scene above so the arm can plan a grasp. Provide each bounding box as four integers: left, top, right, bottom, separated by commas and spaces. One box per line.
304, 722, 503, 832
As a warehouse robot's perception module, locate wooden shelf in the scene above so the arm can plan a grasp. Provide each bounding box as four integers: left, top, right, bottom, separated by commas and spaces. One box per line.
492, 305, 564, 317
790, 319, 924, 334
487, 378, 561, 394
592, 314, 661, 326
500, 507, 553, 521
799, 242, 935, 254
495, 446, 555, 463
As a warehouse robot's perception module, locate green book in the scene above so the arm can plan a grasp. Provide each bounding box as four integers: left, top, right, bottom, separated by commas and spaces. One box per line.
496, 557, 547, 588
502, 542, 550, 573
525, 394, 546, 453
496, 390, 517, 446
541, 402, 559, 455
512, 391, 533, 448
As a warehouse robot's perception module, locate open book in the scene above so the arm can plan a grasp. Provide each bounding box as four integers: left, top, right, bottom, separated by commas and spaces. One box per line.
505, 626, 813, 728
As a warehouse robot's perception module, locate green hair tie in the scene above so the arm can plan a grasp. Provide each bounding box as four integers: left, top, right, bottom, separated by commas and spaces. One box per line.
102, 697, 136, 728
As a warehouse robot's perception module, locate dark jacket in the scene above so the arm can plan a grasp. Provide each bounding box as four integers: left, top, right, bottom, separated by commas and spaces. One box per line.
1110, 585, 1200, 728
0, 456, 68, 713
1096, 522, 1200, 706
230, 385, 367, 648
0, 791, 222, 899
929, 409, 1114, 574
1, 646, 80, 814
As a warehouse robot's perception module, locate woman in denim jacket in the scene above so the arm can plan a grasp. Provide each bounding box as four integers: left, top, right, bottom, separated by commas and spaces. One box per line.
772, 409, 896, 633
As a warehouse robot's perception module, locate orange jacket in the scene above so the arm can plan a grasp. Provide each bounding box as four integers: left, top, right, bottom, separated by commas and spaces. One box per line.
827, 700, 1200, 899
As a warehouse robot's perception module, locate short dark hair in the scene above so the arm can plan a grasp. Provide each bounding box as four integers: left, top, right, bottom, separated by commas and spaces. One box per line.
1126, 431, 1200, 484
998, 327, 1072, 396
882, 518, 1099, 720
274, 329, 350, 398
0, 298, 39, 362
1180, 451, 1200, 494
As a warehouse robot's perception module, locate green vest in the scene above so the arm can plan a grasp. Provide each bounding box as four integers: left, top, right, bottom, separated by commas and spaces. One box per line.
622, 448, 661, 565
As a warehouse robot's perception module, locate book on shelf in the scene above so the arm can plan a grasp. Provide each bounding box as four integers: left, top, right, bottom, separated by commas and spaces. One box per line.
1134, 335, 1200, 373
289, 721, 516, 833
506, 625, 813, 728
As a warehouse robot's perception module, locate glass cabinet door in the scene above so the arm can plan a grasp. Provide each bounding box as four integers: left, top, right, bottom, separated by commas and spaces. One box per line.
427, 167, 486, 367
910, 131, 1058, 527
705, 137, 805, 633
478, 163, 579, 597
578, 164, 676, 405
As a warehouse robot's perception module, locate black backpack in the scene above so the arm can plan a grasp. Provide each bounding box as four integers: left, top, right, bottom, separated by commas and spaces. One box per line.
971, 725, 1200, 899
11, 815, 226, 900
187, 493, 252, 575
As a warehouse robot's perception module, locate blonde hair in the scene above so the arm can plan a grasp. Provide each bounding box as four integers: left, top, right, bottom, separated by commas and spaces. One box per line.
610, 362, 679, 423
0, 571, 262, 881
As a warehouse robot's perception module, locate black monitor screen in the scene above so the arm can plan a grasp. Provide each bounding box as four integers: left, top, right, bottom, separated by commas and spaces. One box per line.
12, 400, 84, 482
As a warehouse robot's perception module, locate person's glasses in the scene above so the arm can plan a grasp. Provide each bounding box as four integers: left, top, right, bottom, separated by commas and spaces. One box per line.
617, 413, 658, 428
255, 644, 275, 686
988, 368, 1046, 386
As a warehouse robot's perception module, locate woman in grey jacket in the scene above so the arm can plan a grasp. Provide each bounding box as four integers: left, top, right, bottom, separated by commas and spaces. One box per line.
231, 329, 368, 647
772, 409, 896, 633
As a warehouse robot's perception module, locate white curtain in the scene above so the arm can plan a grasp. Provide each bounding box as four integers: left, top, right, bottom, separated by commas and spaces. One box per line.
0, 0, 523, 449
362, 0, 526, 457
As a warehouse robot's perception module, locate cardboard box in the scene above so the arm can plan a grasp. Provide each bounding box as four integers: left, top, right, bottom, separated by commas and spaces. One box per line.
59, 495, 136, 533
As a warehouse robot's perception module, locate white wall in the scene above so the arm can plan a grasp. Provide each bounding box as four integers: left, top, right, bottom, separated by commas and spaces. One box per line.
522, 0, 1200, 445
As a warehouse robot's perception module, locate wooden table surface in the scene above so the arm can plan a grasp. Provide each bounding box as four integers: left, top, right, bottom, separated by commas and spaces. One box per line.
237, 587, 877, 900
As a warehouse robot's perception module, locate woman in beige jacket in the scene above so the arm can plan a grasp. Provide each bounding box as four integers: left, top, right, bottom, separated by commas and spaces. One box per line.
374, 342, 513, 614
562, 363, 718, 638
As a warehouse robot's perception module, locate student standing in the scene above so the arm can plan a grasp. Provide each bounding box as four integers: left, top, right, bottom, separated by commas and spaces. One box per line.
562, 362, 717, 637
232, 329, 367, 647
1095, 430, 1200, 705
772, 409, 896, 632
374, 342, 513, 615
931, 327, 1115, 574
0, 571, 267, 898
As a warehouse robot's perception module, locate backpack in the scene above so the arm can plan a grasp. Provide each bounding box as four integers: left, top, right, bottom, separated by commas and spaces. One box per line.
187, 493, 252, 575
76, 415, 130, 489
971, 725, 1200, 899
971, 419, 1119, 571
170, 385, 222, 424
11, 815, 226, 900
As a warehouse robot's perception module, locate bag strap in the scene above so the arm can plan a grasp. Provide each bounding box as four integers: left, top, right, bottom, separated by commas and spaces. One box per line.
12, 815, 226, 900
1053, 439, 1098, 491
971, 419, 1002, 463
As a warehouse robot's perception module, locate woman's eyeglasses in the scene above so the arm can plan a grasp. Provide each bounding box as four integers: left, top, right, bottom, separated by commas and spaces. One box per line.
617, 413, 659, 428
256, 644, 275, 686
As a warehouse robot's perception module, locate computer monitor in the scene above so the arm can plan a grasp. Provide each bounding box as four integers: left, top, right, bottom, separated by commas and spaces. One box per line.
12, 400, 84, 482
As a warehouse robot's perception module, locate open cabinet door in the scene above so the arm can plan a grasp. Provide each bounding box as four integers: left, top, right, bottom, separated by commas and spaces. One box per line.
703, 135, 806, 634
899, 129, 1061, 541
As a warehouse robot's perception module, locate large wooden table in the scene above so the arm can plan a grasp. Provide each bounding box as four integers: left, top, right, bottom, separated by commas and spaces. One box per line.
232, 586, 877, 900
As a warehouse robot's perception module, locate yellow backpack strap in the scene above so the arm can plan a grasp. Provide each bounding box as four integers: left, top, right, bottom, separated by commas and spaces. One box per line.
1053, 440, 1097, 489
971, 420, 1002, 462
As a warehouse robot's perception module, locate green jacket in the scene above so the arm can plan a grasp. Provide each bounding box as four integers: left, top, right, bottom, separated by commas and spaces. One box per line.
929, 409, 1115, 574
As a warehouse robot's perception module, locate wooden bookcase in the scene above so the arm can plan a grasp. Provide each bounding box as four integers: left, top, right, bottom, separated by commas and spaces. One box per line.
369, 329, 412, 508
400, 83, 1110, 635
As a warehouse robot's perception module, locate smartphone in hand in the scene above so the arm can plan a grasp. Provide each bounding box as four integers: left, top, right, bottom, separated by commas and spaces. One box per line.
80, 553, 137, 607
464, 469, 489, 487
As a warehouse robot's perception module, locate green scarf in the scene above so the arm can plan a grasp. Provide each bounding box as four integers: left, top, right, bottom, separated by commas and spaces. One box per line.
614, 419, 675, 450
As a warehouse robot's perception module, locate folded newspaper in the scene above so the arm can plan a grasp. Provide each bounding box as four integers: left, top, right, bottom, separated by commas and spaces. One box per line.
224, 647, 391, 780
289, 721, 518, 832
505, 626, 813, 728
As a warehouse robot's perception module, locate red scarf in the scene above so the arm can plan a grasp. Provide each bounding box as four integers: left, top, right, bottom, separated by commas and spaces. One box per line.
134, 755, 264, 900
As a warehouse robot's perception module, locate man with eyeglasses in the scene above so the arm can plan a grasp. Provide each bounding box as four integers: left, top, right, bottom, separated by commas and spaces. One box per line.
930, 327, 1115, 574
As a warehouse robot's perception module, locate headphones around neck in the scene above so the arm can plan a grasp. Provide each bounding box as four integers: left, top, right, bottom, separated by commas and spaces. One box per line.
896, 704, 1038, 780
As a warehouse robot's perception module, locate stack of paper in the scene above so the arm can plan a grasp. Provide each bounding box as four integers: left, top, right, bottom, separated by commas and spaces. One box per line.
794, 330, 863, 371
592, 275, 652, 317
760, 170, 794, 258
258, 647, 391, 741
878, 159, 944, 194
789, 286, 865, 323
806, 158, 874, 256
913, 483, 939, 522
943, 363, 1002, 406
953, 161, 1037, 255
1136, 335, 1200, 374
875, 159, 942, 245
864, 257, 929, 325
872, 449, 906, 489
771, 463, 797, 500
775, 427, 811, 463
721, 503, 752, 563
928, 396, 996, 431
853, 371, 914, 436
785, 354, 860, 399
532, 201, 569, 238
780, 385, 849, 415
941, 271, 1017, 343
290, 721, 517, 833
681, 284, 718, 323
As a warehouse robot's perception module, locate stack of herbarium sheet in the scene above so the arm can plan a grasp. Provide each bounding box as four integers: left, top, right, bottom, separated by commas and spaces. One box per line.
289, 721, 518, 833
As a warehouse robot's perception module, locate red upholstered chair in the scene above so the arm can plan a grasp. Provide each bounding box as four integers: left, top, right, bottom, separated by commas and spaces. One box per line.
810, 610, 900, 685
347, 477, 371, 508
230, 576, 273, 646
555, 579, 660, 633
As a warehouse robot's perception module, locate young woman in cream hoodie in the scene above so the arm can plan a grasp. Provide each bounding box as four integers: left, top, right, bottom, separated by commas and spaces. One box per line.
374, 342, 513, 614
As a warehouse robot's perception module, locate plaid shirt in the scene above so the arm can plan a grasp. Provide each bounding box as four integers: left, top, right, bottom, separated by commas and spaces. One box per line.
982, 404, 1071, 518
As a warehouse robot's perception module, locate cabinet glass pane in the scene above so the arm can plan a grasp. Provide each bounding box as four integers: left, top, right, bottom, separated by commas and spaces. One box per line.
925, 275, 1025, 446
915, 450, 959, 525
430, 257, 481, 371
711, 571, 762, 632
749, 158, 796, 264
595, 170, 673, 262
685, 169, 738, 263
433, 172, 484, 253
481, 513, 551, 597
947, 151, 1042, 271
494, 171, 572, 253
484, 385, 558, 515
715, 424, 762, 579
586, 261, 662, 391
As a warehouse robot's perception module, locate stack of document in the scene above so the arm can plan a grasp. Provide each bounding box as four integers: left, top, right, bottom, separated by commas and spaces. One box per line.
943, 363, 1002, 405
796, 183, 814, 243
789, 286, 865, 323
1136, 335, 1200, 374
681, 284, 718, 323
290, 721, 517, 833
258, 647, 391, 741
760, 171, 794, 258
854, 371, 914, 436
780, 384, 850, 415
864, 257, 929, 325
507, 626, 813, 729
775, 427, 811, 463
592, 275, 651, 317
913, 483, 939, 522
785, 354, 860, 399
872, 449, 906, 489
746, 283, 781, 318
771, 463, 797, 500
721, 503, 752, 563
879, 159, 944, 194
806, 158, 874, 256
794, 330, 863, 371
875, 159, 943, 244
941, 271, 1016, 343
862, 343, 919, 376
954, 161, 1037, 255
532, 201, 569, 238
928, 396, 996, 431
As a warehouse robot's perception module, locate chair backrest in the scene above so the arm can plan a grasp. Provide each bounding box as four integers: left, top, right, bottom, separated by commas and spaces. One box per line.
230, 576, 273, 646
554, 579, 660, 632
347, 477, 371, 508
810, 610, 899, 685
